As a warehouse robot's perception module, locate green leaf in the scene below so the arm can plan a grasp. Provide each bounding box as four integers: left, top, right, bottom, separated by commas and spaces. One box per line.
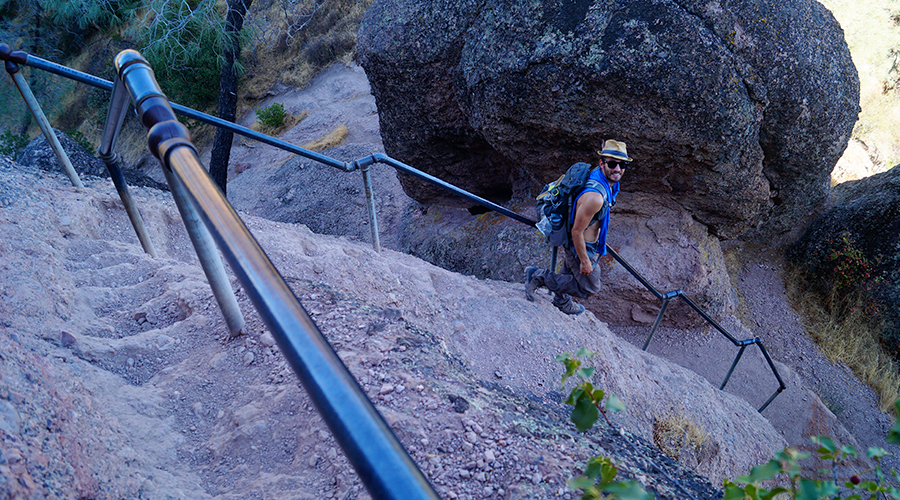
577, 366, 596, 379
599, 480, 653, 500
564, 387, 583, 406
796, 478, 838, 500
889, 401, 900, 444
575, 347, 595, 358
568, 476, 596, 490
840, 445, 858, 458
583, 456, 607, 479
598, 459, 618, 483
571, 395, 600, 431
868, 446, 888, 459
759, 487, 791, 500
743, 483, 759, 499
723, 481, 750, 500
738, 460, 782, 484
606, 394, 626, 413
811, 435, 837, 454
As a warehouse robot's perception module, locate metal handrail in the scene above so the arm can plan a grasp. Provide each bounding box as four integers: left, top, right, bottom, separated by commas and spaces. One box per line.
0, 43, 787, 495
606, 248, 787, 411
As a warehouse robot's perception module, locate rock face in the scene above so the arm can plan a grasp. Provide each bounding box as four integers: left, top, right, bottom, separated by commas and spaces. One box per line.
787, 166, 900, 346
17, 129, 168, 191
357, 0, 859, 240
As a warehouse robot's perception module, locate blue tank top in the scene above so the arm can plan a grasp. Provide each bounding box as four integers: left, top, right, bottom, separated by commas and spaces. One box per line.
569, 168, 619, 256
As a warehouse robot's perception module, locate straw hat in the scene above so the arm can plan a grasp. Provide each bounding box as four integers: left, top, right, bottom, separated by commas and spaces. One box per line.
597, 139, 633, 162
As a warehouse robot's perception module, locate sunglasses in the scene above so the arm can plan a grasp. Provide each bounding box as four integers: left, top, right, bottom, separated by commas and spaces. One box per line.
604, 160, 627, 170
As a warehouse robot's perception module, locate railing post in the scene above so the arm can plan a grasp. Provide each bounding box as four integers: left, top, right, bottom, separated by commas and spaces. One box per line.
3, 59, 83, 189
116, 51, 244, 337
163, 166, 246, 336
360, 162, 381, 252
642, 298, 670, 351
98, 72, 157, 258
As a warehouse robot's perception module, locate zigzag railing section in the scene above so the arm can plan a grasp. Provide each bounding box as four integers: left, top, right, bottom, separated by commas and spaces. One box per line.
0, 44, 786, 498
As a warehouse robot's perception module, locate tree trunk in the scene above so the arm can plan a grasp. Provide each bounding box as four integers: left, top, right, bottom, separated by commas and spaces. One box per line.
209, 0, 253, 195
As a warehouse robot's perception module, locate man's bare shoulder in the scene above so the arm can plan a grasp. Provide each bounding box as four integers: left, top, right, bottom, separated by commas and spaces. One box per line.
575, 190, 605, 214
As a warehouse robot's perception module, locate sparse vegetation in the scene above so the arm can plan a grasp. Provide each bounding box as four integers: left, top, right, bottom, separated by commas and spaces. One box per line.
785, 231, 899, 413
238, 0, 375, 112
786, 269, 900, 413
652, 409, 709, 463
65, 128, 94, 155
301, 124, 348, 151
255, 102, 288, 128
0, 129, 29, 157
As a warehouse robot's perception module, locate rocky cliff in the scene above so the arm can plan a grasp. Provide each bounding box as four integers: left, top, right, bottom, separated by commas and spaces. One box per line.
357, 0, 859, 242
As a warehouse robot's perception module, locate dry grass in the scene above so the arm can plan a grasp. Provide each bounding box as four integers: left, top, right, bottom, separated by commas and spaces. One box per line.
301, 124, 348, 151
652, 409, 709, 462
785, 267, 900, 413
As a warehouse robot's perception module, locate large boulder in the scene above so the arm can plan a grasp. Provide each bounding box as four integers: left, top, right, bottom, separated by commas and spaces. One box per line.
16, 129, 168, 191
357, 0, 859, 241
787, 166, 900, 348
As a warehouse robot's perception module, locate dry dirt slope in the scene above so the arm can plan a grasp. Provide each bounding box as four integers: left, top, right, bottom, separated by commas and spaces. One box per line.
0, 150, 800, 499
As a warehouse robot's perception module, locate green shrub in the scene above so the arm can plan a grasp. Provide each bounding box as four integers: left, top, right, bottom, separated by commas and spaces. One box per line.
0, 129, 29, 157
255, 102, 287, 128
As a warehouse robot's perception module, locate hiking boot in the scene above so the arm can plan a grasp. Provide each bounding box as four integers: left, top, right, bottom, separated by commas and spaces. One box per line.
524, 267, 540, 301
553, 295, 584, 315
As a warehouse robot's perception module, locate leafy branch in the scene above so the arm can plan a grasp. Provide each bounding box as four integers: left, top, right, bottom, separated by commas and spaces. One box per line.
558, 349, 900, 500
724, 402, 900, 499
557, 348, 650, 500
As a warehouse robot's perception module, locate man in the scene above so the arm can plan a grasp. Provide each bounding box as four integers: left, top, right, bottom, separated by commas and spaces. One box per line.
525, 139, 632, 315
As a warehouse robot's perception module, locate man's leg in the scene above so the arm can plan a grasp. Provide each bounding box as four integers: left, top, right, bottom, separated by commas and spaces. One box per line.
526, 250, 597, 315
548, 250, 584, 315
565, 246, 602, 297
526, 258, 583, 297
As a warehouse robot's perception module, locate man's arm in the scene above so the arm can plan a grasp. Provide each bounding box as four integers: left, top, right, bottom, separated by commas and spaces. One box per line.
570, 191, 605, 275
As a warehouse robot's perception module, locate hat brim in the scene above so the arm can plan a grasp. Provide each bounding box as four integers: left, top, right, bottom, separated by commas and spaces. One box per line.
597, 149, 633, 162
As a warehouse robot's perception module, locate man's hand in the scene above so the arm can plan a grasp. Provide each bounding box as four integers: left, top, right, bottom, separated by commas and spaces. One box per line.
579, 259, 593, 275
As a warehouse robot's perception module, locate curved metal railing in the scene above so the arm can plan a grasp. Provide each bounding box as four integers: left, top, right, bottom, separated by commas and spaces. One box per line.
0, 44, 786, 498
